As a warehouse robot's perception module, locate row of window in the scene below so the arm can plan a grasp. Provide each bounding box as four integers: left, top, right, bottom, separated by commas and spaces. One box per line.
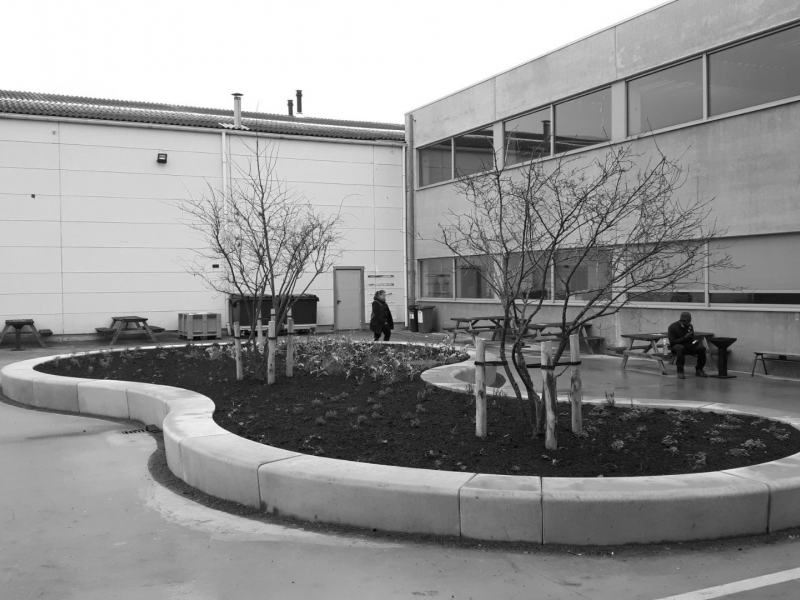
418, 233, 800, 307
419, 22, 800, 187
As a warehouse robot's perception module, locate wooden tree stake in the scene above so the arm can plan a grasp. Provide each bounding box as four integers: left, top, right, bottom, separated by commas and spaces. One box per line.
286, 316, 294, 377
475, 337, 487, 438
569, 332, 583, 434
267, 318, 276, 385
256, 318, 264, 352
541, 341, 557, 450
233, 322, 243, 381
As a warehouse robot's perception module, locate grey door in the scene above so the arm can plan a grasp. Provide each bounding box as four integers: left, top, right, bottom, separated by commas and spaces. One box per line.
334, 268, 363, 331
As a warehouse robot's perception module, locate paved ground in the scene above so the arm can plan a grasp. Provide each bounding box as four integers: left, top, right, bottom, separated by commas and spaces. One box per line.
2, 331, 800, 599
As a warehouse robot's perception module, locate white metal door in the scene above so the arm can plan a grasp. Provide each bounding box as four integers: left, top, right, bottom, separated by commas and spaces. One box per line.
334, 268, 363, 330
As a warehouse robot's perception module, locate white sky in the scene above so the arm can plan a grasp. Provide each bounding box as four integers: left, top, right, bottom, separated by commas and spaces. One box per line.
2, 0, 668, 124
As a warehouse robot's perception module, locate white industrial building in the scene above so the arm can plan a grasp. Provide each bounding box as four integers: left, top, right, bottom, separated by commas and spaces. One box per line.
0, 92, 406, 335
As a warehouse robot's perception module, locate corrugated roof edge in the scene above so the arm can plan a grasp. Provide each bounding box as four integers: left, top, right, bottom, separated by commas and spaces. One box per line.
0, 90, 406, 142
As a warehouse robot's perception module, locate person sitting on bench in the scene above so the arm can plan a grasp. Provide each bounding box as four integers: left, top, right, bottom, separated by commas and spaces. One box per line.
668, 311, 708, 379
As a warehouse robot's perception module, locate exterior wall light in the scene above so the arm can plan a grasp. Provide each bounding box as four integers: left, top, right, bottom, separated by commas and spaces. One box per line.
157, 153, 168, 164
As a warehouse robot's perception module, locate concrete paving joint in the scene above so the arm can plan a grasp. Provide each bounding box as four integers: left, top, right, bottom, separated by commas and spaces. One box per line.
3, 347, 800, 546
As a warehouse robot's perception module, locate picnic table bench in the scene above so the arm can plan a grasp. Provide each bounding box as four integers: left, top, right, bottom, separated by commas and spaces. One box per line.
446, 317, 599, 353
97, 316, 162, 346
751, 351, 800, 377
620, 331, 716, 375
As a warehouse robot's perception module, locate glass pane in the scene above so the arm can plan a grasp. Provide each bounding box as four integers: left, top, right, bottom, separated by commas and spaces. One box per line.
627, 59, 703, 135
709, 233, 800, 305
504, 108, 551, 164
553, 248, 613, 301
508, 252, 550, 300
454, 128, 494, 177
455, 256, 494, 299
554, 88, 611, 153
709, 25, 800, 116
419, 141, 452, 186
627, 245, 705, 303
420, 258, 453, 298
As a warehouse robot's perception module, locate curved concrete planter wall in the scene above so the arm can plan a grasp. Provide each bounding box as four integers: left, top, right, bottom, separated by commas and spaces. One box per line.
3, 350, 800, 546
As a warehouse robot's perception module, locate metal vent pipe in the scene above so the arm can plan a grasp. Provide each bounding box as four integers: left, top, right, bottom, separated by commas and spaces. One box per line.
288, 99, 294, 116
232, 93, 243, 127
296, 90, 303, 114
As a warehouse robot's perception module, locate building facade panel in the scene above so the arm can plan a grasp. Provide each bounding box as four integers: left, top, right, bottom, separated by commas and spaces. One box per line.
58, 122, 220, 153
0, 195, 60, 221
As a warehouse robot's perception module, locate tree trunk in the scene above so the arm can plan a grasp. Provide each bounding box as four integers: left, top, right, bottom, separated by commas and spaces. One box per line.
286, 316, 294, 377
233, 322, 244, 381
267, 319, 276, 385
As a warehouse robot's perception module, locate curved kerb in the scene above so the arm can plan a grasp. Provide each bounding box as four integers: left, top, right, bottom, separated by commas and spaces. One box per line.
3, 347, 800, 546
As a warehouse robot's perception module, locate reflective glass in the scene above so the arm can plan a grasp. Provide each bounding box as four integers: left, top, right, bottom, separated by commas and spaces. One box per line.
455, 256, 494, 299
709, 233, 800, 305
454, 129, 494, 177
507, 252, 550, 300
709, 25, 800, 116
419, 141, 452, 186
554, 88, 611, 153
420, 258, 453, 298
553, 248, 613, 301
504, 108, 551, 164
627, 59, 703, 135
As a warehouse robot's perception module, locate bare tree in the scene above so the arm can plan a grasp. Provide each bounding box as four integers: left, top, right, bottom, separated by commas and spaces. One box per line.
180, 137, 344, 378
439, 142, 731, 449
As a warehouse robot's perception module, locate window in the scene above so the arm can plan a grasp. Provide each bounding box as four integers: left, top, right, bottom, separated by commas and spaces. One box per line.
709, 25, 800, 117
553, 248, 613, 301
627, 59, 703, 135
454, 128, 494, 177
508, 252, 550, 300
420, 258, 453, 298
455, 256, 494, 299
709, 233, 800, 305
419, 141, 452, 186
626, 246, 706, 303
504, 108, 551, 164
554, 88, 611, 154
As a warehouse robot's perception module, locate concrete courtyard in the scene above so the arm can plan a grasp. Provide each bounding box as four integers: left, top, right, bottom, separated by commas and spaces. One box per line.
2, 331, 800, 599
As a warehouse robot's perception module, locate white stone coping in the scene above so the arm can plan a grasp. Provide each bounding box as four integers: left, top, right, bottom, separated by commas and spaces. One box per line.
3, 346, 800, 546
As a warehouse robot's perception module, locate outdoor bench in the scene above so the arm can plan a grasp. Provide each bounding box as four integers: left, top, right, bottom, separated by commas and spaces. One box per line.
751, 351, 800, 377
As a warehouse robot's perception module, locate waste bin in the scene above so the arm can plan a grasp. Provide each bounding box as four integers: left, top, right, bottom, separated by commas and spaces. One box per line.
416, 305, 435, 334
407, 305, 419, 332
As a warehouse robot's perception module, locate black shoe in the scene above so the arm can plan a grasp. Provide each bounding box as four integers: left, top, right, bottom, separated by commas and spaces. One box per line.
677, 371, 686, 379
696, 369, 709, 378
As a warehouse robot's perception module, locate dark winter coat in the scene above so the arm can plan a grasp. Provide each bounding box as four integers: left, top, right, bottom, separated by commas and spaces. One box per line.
370, 299, 394, 333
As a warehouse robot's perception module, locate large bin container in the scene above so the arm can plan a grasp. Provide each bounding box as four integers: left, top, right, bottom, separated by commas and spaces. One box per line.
407, 305, 419, 332
229, 294, 319, 334
416, 305, 435, 334
178, 312, 222, 340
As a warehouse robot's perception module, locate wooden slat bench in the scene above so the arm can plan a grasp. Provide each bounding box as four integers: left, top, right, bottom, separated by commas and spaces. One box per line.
751, 351, 800, 376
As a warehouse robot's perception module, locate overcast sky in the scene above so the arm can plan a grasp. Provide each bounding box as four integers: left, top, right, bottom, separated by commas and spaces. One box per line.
3, 0, 668, 124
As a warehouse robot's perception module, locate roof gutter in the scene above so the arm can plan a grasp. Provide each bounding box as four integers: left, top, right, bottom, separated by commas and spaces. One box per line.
0, 112, 405, 147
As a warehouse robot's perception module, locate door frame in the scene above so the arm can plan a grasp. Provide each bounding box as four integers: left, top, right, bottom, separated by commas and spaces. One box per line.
333, 266, 365, 332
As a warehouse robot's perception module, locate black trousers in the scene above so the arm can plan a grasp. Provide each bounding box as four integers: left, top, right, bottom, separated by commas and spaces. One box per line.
672, 343, 706, 370
373, 323, 391, 341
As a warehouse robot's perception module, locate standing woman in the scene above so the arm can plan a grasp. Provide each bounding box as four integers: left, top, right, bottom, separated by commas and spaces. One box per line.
370, 290, 394, 341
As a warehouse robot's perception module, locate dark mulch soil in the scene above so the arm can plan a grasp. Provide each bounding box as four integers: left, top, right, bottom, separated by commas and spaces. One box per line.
36, 343, 800, 478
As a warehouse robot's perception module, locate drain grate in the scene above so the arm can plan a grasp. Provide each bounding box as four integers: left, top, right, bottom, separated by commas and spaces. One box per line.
120, 428, 147, 435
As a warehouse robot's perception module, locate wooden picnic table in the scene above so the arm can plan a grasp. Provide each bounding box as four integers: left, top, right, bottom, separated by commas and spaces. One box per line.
620, 331, 715, 375
448, 317, 596, 353
448, 316, 508, 342
101, 316, 160, 346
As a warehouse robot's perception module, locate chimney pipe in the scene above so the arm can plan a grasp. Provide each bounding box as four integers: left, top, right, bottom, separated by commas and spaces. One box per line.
232, 93, 243, 128
287, 99, 294, 116
296, 90, 303, 115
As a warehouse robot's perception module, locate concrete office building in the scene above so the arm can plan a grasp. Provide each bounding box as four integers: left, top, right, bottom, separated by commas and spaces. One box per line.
405, 0, 800, 373
0, 92, 406, 335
